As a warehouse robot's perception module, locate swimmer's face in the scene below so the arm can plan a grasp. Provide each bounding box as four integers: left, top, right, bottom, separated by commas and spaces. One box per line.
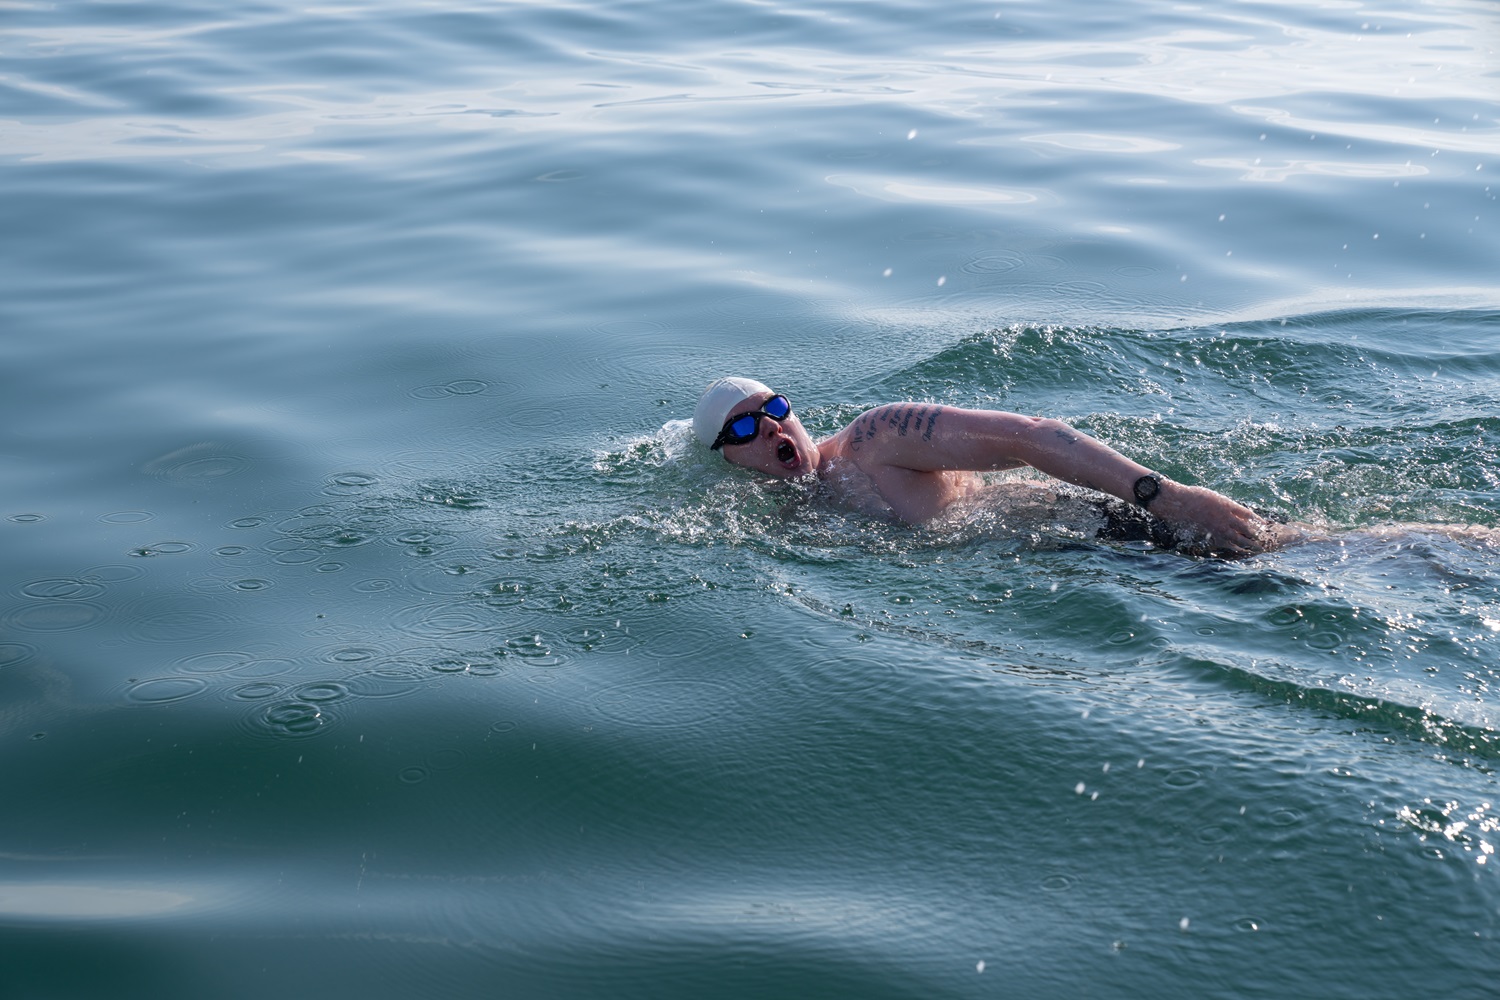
719, 390, 819, 478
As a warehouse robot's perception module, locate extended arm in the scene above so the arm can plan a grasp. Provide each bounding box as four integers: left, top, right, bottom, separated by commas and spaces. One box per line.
839, 404, 1272, 554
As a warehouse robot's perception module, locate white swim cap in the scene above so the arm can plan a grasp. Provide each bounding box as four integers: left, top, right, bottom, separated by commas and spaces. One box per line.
693, 376, 772, 448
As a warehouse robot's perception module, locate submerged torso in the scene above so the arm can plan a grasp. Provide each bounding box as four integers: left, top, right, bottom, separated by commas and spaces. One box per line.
810, 447, 1170, 546
815, 431, 986, 523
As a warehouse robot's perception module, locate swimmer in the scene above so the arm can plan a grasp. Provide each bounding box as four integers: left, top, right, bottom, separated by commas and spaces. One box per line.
693, 376, 1303, 557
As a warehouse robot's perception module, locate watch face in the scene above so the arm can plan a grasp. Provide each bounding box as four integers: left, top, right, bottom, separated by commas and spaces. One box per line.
1134, 475, 1159, 505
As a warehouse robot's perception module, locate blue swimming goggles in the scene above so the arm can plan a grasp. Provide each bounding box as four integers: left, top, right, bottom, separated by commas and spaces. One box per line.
711, 394, 792, 450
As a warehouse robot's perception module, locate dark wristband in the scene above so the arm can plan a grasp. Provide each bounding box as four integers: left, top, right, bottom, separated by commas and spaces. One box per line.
1132, 474, 1161, 508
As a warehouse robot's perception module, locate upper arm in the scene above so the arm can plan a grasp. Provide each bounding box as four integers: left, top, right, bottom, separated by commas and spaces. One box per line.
843, 403, 1042, 473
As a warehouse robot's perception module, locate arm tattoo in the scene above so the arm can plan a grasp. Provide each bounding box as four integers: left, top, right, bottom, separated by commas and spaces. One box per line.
848, 411, 878, 451
1053, 427, 1080, 444
852, 404, 943, 449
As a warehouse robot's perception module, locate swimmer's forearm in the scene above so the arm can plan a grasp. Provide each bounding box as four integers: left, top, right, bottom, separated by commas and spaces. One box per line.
986, 413, 1268, 554
1006, 417, 1155, 501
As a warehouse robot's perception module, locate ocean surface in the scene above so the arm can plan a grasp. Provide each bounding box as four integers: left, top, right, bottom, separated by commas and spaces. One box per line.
3, 0, 1499, 995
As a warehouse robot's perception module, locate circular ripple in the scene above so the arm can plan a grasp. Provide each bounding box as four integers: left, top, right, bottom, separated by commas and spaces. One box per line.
323, 472, 379, 497
8, 513, 45, 523
81, 565, 145, 584
292, 681, 349, 703
409, 379, 494, 400
429, 655, 468, 674
244, 700, 338, 741
1040, 873, 1077, 892
271, 548, 322, 565
589, 318, 667, 337
20, 578, 107, 601
392, 529, 457, 548
1197, 824, 1234, 845
407, 558, 499, 596
126, 677, 209, 704
137, 541, 195, 556
3, 601, 108, 633
466, 653, 504, 676
307, 526, 377, 549
1163, 768, 1203, 789
228, 658, 299, 678
100, 510, 154, 524
1307, 631, 1342, 650
591, 678, 738, 730
427, 748, 465, 770
434, 649, 506, 675
961, 252, 1025, 274
344, 667, 429, 699
1268, 808, 1303, 827
127, 607, 238, 643
392, 602, 498, 640
0, 642, 38, 667
1052, 279, 1107, 296
562, 625, 643, 655
177, 651, 253, 673
324, 646, 380, 664
478, 579, 534, 608
230, 682, 285, 700
502, 634, 567, 668
142, 443, 249, 485
1267, 607, 1303, 627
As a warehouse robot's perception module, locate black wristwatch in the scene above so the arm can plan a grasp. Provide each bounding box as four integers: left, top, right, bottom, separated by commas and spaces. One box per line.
1132, 473, 1162, 508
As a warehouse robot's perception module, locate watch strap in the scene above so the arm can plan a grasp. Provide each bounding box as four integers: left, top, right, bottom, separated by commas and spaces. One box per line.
1132, 473, 1161, 508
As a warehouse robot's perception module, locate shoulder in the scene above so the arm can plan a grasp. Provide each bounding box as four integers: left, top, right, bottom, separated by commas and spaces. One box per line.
832, 403, 948, 453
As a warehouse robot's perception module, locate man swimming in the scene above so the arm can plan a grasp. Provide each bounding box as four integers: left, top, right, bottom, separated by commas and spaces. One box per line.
693, 376, 1295, 557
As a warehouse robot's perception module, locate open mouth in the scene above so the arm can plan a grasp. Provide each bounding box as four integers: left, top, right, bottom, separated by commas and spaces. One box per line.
776, 441, 797, 467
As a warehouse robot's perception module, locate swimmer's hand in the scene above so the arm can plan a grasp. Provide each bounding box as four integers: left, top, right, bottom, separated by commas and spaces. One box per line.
1151, 481, 1276, 558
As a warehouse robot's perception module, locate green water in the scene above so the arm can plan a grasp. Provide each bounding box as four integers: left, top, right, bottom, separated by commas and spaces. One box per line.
4, 0, 1499, 994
